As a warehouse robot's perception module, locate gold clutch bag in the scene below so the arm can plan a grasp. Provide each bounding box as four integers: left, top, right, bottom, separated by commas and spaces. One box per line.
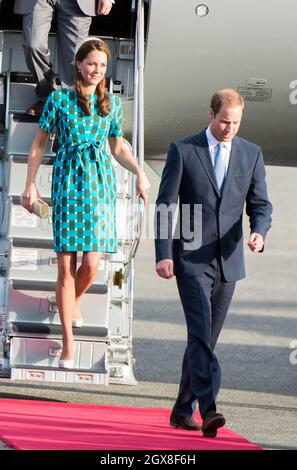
21, 195, 50, 219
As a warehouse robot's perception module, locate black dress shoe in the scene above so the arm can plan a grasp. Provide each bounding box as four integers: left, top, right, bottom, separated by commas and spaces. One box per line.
170, 413, 201, 430
26, 100, 45, 116
202, 411, 225, 437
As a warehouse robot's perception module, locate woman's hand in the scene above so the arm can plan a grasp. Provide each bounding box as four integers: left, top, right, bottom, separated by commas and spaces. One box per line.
136, 171, 150, 206
21, 183, 39, 214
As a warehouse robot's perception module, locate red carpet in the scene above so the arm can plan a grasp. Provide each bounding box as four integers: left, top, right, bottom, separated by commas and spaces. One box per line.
0, 398, 261, 450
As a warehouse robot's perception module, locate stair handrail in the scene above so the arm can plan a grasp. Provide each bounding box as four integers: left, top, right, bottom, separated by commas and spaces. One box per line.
123, 0, 145, 281
4, 48, 12, 129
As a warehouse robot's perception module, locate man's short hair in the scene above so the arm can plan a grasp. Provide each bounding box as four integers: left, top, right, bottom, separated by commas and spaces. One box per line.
210, 89, 244, 116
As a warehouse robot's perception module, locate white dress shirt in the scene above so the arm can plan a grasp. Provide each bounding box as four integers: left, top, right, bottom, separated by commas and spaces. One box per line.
206, 125, 232, 178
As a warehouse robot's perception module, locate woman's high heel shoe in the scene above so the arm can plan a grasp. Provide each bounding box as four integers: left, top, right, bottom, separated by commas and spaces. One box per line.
58, 359, 74, 369
72, 317, 84, 328
58, 343, 75, 369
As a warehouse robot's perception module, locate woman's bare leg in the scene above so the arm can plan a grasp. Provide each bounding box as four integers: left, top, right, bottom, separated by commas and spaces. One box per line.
55, 252, 77, 360
73, 252, 101, 319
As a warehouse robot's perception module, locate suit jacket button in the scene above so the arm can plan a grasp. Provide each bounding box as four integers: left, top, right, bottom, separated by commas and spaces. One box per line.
212, 232, 218, 239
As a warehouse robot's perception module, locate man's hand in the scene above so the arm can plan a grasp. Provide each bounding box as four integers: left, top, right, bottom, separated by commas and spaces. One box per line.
155, 259, 174, 279
97, 0, 113, 15
247, 233, 264, 252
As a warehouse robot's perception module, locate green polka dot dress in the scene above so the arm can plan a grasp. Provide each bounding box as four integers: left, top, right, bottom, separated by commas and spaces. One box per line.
38, 89, 123, 252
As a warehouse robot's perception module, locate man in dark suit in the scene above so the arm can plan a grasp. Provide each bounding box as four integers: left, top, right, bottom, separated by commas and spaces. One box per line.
14, 0, 115, 115
155, 89, 272, 437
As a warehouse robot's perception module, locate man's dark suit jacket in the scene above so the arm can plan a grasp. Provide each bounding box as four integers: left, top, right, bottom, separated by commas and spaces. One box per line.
155, 130, 272, 282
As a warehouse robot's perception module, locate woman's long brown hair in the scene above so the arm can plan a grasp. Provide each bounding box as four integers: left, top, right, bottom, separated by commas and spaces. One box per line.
74, 39, 111, 117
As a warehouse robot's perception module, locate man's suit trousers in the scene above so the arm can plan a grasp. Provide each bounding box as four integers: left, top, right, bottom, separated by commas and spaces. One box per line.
22, 0, 91, 97
173, 257, 236, 419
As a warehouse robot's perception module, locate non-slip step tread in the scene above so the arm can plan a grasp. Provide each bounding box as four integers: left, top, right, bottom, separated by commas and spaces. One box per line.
11, 364, 108, 373
10, 279, 108, 294
9, 321, 109, 337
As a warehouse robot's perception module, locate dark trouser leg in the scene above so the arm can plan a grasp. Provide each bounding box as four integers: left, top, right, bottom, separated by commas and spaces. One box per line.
172, 348, 196, 419
210, 277, 236, 397
22, 0, 57, 99
56, 0, 91, 87
210, 279, 236, 350
172, 259, 235, 419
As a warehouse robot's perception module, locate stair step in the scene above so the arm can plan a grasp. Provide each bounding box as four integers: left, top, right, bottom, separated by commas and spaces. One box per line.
9, 336, 108, 374
2, 282, 110, 328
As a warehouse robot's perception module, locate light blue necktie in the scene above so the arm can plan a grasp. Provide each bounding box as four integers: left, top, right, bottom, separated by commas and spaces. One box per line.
214, 142, 226, 193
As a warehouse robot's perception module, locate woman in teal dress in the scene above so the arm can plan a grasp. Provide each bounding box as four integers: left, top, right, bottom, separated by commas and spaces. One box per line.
22, 38, 150, 368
